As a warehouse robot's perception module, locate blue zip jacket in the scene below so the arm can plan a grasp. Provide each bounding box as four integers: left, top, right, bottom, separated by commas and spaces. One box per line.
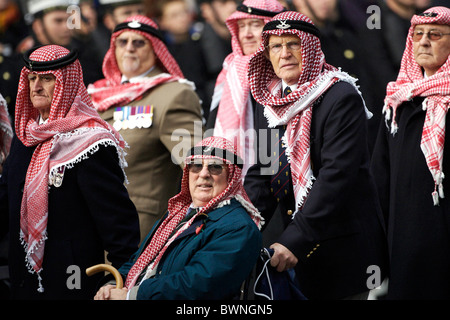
119, 199, 262, 300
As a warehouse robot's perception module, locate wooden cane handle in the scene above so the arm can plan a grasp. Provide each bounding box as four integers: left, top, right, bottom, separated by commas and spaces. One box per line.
86, 264, 124, 289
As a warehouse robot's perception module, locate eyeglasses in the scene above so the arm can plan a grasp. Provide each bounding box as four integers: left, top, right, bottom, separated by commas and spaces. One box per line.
115, 38, 148, 49
187, 161, 227, 175
266, 41, 301, 54
412, 30, 450, 42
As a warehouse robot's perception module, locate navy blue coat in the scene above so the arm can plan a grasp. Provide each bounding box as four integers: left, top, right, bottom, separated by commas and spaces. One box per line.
245, 81, 388, 299
118, 199, 262, 300
0, 135, 140, 299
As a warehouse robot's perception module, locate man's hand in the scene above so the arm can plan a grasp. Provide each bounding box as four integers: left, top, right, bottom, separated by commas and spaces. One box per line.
269, 242, 298, 272
94, 284, 128, 300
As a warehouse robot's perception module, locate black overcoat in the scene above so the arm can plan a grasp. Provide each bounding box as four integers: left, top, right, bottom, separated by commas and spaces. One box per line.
245, 81, 388, 299
371, 97, 450, 299
0, 135, 140, 299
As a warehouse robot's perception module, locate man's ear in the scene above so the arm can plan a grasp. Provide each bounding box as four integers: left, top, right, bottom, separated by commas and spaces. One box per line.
32, 19, 47, 45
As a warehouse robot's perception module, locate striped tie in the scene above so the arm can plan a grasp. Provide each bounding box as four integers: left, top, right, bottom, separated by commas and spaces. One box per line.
270, 86, 292, 202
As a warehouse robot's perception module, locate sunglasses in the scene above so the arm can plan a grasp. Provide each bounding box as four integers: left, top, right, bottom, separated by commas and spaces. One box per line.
187, 161, 227, 175
115, 38, 148, 49
412, 30, 450, 42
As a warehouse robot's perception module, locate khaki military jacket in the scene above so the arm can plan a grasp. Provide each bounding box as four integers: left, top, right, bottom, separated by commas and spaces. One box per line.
99, 67, 203, 240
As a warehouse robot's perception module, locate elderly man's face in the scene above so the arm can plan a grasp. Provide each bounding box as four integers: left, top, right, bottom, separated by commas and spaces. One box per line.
267, 34, 302, 86
413, 23, 450, 76
237, 18, 265, 55
115, 31, 156, 79
188, 159, 229, 207
28, 73, 56, 121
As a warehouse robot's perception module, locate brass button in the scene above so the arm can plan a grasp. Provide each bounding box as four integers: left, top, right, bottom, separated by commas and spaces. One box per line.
287, 210, 293, 215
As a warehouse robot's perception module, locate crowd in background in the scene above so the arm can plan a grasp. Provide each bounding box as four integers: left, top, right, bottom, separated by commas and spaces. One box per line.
0, 0, 446, 143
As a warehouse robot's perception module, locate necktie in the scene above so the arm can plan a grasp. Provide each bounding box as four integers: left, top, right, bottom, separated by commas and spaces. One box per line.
270, 126, 291, 203
270, 86, 292, 203
284, 86, 292, 97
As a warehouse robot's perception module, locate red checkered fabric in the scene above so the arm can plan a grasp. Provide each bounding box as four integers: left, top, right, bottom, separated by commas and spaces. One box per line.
15, 45, 127, 292
0, 94, 12, 163
383, 6, 450, 205
212, 0, 285, 175
248, 11, 364, 212
124, 136, 263, 289
88, 15, 186, 111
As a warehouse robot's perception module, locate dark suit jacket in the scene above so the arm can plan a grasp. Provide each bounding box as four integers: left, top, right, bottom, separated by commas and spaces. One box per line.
245, 81, 388, 299
0, 135, 140, 299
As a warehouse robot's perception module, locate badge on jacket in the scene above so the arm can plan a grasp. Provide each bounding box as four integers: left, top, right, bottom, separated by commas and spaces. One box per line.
49, 166, 65, 188
113, 105, 153, 131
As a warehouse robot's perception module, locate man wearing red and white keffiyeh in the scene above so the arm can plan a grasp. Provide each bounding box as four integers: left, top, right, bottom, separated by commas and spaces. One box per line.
94, 136, 262, 300
245, 11, 387, 299
371, 6, 450, 299
0, 45, 140, 298
382, 6, 450, 206
207, 0, 285, 176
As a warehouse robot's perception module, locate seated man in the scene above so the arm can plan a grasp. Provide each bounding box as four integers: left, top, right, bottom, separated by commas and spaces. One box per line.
94, 136, 263, 300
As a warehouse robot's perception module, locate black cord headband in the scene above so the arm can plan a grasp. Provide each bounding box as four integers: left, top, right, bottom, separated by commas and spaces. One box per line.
187, 146, 244, 169
263, 19, 321, 39
236, 4, 285, 17
23, 46, 79, 71
114, 20, 165, 43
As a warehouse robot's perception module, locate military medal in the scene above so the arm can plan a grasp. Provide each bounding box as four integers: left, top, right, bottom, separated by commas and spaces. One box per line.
142, 105, 153, 128
113, 105, 153, 130
113, 107, 124, 131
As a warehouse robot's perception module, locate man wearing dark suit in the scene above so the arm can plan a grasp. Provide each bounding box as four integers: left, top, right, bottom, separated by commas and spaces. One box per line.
244, 11, 388, 300
0, 45, 140, 299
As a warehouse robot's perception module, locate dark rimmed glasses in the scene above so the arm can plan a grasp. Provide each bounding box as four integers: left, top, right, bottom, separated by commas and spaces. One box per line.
115, 38, 148, 49
412, 30, 450, 42
187, 161, 228, 175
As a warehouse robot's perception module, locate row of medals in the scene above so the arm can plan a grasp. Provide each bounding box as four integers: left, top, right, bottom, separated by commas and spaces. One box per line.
113, 105, 154, 131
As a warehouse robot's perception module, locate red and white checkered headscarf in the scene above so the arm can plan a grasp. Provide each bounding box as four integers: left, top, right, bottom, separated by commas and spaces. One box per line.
212, 0, 285, 176
383, 6, 450, 205
0, 94, 12, 164
248, 11, 366, 213
125, 136, 263, 289
88, 15, 187, 111
15, 45, 127, 292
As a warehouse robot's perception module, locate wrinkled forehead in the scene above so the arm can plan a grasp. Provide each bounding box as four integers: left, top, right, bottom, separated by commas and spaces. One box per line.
188, 157, 227, 164
267, 33, 301, 43
414, 23, 450, 31
116, 30, 148, 40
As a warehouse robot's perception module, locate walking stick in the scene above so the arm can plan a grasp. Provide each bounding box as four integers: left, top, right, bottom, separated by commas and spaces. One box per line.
86, 264, 123, 289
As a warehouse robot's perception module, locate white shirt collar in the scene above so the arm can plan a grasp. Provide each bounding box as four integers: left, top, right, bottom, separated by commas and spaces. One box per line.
121, 66, 155, 84
38, 116, 48, 125
282, 80, 298, 92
